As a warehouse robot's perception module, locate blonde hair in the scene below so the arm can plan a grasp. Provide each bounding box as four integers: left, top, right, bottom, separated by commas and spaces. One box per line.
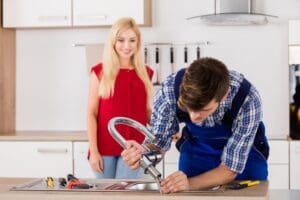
98, 17, 153, 109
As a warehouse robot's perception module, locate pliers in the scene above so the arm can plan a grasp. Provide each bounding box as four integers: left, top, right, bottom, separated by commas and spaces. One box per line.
66, 174, 91, 189
226, 180, 260, 190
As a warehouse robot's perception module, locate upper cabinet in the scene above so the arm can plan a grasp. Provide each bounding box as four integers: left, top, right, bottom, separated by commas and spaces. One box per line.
3, 0, 72, 28
73, 0, 151, 27
289, 19, 300, 64
289, 20, 300, 45
3, 0, 152, 28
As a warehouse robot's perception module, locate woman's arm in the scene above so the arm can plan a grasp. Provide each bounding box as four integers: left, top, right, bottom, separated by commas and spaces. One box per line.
87, 72, 103, 172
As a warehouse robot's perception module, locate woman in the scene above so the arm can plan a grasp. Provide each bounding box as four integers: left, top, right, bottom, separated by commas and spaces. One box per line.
87, 17, 153, 178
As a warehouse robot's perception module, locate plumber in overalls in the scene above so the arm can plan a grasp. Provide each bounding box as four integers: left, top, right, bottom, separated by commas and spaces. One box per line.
121, 57, 269, 193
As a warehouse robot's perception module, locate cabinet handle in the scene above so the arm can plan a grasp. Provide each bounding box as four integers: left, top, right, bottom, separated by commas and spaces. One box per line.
37, 148, 68, 154
77, 15, 107, 20
38, 15, 68, 21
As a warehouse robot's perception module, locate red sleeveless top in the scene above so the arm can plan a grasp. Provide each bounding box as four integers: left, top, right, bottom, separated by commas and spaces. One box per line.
91, 63, 153, 156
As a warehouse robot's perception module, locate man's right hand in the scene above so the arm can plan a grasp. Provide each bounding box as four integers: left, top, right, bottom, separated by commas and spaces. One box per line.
121, 140, 144, 169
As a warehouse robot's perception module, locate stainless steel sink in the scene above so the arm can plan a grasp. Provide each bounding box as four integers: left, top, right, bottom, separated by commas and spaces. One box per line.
125, 182, 159, 191
92, 180, 160, 192
11, 178, 223, 193
10, 178, 161, 193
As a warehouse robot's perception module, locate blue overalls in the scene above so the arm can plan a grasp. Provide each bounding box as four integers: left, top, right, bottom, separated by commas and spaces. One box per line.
174, 69, 269, 180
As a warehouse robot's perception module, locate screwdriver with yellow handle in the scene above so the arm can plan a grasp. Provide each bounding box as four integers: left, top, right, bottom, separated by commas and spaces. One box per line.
227, 180, 260, 190
46, 177, 54, 188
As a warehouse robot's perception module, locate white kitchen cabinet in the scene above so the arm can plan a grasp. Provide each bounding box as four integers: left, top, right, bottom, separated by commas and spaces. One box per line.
290, 141, 300, 189
0, 141, 73, 177
268, 140, 289, 189
289, 46, 300, 65
164, 142, 180, 177
289, 19, 300, 45
73, 0, 152, 26
73, 142, 95, 178
3, 0, 151, 28
289, 19, 300, 64
73, 141, 164, 179
3, 0, 72, 28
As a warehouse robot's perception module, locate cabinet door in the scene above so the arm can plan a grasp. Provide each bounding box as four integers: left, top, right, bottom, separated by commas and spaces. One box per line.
73, 0, 151, 26
289, 20, 300, 45
73, 142, 95, 178
3, 0, 72, 28
268, 140, 289, 164
164, 163, 178, 178
290, 141, 300, 189
0, 141, 73, 177
289, 46, 300, 65
164, 142, 179, 164
268, 164, 289, 189
266, 140, 290, 189
164, 142, 179, 177
73, 141, 164, 179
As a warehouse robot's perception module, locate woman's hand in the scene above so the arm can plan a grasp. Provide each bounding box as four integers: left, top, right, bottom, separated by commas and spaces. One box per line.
89, 151, 103, 173
161, 171, 189, 193
121, 140, 144, 169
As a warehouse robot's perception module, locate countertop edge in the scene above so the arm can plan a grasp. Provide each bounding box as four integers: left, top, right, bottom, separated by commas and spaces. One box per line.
0, 131, 88, 141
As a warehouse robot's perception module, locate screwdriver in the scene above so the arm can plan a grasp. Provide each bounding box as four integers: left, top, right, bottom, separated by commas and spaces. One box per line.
46, 177, 54, 188
58, 177, 67, 187
227, 180, 260, 190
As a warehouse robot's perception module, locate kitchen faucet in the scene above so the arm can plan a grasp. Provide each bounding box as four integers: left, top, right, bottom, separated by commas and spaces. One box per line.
108, 117, 163, 192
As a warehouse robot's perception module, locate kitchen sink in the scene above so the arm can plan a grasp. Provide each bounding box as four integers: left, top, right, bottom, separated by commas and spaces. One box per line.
96, 181, 159, 191
86, 179, 160, 192
126, 182, 159, 191
10, 178, 223, 193
10, 178, 161, 192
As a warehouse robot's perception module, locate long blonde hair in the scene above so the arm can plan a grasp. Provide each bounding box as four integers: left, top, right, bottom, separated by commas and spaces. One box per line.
98, 17, 153, 109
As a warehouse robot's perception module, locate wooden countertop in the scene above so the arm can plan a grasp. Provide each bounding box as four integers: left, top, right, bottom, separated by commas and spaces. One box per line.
0, 131, 88, 141
0, 178, 269, 200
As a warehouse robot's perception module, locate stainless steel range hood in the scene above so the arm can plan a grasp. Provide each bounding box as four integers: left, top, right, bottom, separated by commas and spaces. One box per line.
187, 0, 278, 26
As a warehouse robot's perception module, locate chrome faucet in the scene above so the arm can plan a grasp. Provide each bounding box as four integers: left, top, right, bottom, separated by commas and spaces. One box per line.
108, 117, 163, 190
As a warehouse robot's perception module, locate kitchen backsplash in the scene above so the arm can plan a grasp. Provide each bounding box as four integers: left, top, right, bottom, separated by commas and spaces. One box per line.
144, 42, 209, 84
84, 41, 210, 85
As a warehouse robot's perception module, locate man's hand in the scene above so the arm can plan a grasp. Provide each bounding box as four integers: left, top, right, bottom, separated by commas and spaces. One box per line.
121, 140, 144, 169
161, 171, 189, 193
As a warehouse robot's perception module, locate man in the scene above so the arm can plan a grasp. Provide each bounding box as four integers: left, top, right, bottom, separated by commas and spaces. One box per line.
121, 57, 269, 193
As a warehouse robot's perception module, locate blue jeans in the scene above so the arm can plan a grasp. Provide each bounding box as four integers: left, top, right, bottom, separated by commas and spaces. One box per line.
94, 156, 142, 179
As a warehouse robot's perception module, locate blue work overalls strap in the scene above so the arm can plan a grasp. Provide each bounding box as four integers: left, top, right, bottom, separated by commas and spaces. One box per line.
174, 68, 269, 180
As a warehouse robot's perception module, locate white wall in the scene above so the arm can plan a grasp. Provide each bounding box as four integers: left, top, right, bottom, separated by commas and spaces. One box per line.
16, 0, 300, 139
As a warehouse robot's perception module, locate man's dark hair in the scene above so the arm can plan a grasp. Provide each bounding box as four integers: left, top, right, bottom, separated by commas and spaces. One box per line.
178, 57, 230, 111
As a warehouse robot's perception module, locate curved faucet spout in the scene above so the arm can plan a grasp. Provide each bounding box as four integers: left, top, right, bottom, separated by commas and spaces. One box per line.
108, 117, 156, 149
108, 117, 163, 189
